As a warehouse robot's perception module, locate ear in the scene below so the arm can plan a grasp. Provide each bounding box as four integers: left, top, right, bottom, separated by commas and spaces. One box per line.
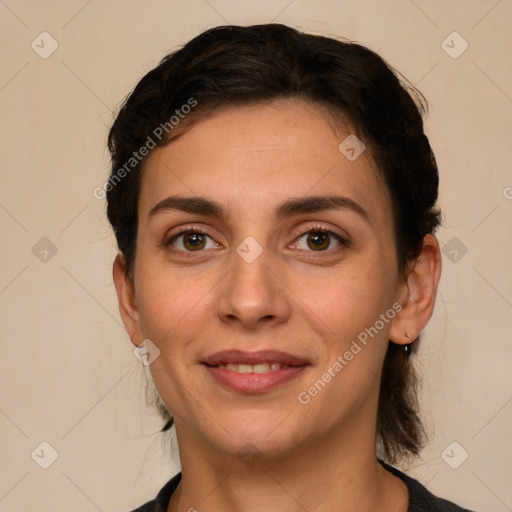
113, 253, 144, 347
389, 234, 442, 345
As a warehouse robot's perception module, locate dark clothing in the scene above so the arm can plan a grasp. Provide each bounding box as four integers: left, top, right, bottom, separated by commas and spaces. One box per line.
130, 460, 475, 511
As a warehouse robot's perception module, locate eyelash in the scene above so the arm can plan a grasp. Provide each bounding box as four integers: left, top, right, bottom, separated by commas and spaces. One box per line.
164, 223, 350, 258
291, 223, 351, 253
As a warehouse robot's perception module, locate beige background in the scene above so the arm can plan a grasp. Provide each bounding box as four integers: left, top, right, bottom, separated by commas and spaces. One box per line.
1, 0, 511, 510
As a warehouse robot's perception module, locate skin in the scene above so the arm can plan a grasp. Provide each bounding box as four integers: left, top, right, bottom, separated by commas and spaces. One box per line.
114, 99, 442, 512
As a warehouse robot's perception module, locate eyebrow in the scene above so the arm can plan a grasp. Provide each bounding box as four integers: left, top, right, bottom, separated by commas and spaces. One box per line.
148, 195, 370, 223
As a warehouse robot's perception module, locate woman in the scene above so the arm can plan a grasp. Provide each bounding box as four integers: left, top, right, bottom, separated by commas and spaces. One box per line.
107, 24, 476, 512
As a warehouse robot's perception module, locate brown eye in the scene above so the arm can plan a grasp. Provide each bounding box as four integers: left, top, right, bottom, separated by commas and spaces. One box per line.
293, 228, 349, 253
167, 230, 217, 252
306, 231, 330, 251
182, 232, 206, 251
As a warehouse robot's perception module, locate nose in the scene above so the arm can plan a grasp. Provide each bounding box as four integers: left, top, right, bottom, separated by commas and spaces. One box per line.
215, 245, 292, 331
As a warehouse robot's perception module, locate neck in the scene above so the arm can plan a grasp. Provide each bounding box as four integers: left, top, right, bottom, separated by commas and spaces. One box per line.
168, 421, 408, 512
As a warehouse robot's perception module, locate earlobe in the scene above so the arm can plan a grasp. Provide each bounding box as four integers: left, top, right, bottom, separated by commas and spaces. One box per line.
113, 253, 144, 347
389, 234, 442, 346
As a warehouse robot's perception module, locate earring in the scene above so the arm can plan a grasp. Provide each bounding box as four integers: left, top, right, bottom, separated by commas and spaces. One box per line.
404, 333, 413, 355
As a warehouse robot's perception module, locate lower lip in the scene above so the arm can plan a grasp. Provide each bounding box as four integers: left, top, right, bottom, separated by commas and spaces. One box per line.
202, 364, 308, 393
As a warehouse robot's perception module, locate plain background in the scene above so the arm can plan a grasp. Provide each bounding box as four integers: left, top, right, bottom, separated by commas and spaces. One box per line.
1, 0, 511, 510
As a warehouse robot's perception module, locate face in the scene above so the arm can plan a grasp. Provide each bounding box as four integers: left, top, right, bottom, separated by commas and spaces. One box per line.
119, 99, 408, 461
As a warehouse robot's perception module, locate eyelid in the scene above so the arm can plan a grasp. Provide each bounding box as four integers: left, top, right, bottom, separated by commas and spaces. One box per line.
164, 222, 351, 255
290, 222, 351, 247
164, 225, 221, 249
293, 221, 350, 242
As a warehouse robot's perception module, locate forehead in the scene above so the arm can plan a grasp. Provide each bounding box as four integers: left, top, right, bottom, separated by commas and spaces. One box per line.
138, 100, 391, 227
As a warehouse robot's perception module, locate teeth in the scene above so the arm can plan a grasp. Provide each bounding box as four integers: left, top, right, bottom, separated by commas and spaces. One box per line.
235, 363, 252, 374
216, 362, 288, 373
253, 363, 270, 373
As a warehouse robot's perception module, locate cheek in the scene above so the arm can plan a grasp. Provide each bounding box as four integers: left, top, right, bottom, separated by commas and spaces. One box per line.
295, 267, 394, 414
135, 270, 210, 414
299, 256, 396, 386
134, 262, 218, 354
300, 258, 391, 330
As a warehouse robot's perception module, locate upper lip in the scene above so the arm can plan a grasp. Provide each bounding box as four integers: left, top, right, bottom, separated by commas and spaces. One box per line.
202, 349, 309, 367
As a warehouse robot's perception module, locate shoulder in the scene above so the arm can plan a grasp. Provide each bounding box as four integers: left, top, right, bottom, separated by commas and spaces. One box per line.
128, 472, 182, 512
380, 460, 477, 512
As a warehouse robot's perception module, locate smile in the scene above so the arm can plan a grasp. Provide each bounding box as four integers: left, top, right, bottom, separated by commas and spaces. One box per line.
201, 349, 309, 393
215, 362, 290, 373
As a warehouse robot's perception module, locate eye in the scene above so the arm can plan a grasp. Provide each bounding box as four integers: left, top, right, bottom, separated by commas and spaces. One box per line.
166, 229, 219, 252
164, 225, 349, 256
292, 225, 350, 253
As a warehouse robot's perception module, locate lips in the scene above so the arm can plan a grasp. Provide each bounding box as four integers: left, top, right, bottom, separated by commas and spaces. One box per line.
202, 349, 309, 367
201, 349, 310, 393
216, 362, 288, 373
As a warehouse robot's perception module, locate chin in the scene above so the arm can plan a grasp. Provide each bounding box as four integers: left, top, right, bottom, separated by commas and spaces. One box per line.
198, 407, 309, 459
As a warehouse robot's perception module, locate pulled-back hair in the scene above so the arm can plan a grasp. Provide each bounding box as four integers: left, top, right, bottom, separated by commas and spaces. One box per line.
107, 23, 442, 464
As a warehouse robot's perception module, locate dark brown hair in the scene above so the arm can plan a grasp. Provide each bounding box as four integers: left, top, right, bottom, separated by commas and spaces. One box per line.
107, 23, 442, 463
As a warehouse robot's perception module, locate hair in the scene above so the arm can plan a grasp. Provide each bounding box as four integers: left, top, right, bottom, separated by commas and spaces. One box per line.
107, 23, 442, 464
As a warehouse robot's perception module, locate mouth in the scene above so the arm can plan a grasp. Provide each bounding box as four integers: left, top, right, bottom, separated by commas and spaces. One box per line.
213, 362, 292, 373
201, 349, 310, 393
